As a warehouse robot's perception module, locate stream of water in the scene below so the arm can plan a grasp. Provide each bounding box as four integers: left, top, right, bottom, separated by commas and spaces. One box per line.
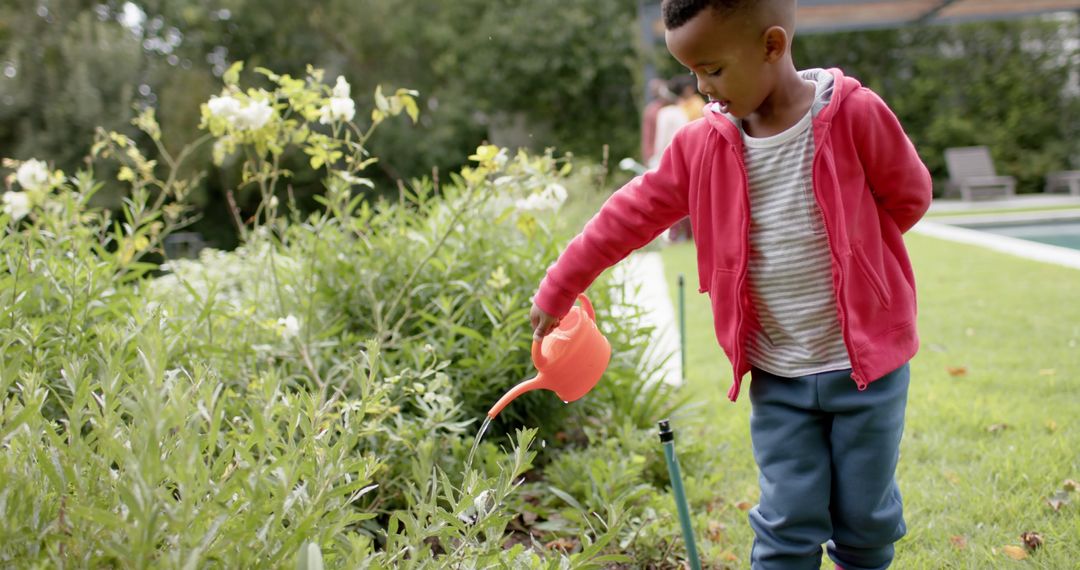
465, 415, 493, 472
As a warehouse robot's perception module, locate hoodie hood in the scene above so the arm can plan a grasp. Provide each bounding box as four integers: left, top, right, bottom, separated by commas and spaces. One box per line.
703, 68, 860, 144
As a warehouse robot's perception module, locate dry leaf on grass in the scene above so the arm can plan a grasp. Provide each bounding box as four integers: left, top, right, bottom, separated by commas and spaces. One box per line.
705, 498, 726, 514
1063, 479, 1079, 492
544, 537, 579, 552
1045, 420, 1059, 433
735, 500, 753, 511
706, 520, 726, 542
1020, 531, 1044, 551
946, 366, 968, 377
1038, 368, 1056, 376
949, 535, 968, 549
1046, 490, 1071, 512
1001, 545, 1028, 560
986, 423, 1009, 433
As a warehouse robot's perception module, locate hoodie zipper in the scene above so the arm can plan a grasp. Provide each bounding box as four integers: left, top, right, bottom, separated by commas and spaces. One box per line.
808, 125, 868, 391
731, 145, 751, 386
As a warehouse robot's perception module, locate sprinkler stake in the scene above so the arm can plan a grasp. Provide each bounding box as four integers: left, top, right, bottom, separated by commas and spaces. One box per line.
658, 419, 701, 570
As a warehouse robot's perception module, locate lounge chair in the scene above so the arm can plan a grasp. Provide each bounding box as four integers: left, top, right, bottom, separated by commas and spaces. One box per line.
1044, 171, 1080, 196
943, 146, 1016, 201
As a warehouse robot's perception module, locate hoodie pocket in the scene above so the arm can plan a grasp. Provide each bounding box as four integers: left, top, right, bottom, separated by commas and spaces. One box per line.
852, 245, 891, 307
707, 268, 741, 354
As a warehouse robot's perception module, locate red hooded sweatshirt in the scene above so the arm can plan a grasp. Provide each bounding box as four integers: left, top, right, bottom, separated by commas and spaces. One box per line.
534, 69, 933, 401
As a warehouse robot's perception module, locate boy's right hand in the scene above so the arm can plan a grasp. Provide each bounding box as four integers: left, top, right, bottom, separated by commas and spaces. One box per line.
530, 303, 560, 341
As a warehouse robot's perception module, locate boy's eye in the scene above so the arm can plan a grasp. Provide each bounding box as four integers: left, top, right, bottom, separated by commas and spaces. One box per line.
707, 68, 722, 77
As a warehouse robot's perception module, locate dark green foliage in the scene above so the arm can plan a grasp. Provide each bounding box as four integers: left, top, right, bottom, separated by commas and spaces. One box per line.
795, 18, 1080, 194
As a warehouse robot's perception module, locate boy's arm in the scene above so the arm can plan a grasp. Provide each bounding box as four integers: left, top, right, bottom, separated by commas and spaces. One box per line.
534, 134, 692, 318
852, 89, 932, 233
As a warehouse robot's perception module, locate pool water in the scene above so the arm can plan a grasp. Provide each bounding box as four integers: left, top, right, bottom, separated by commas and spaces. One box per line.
963, 220, 1080, 251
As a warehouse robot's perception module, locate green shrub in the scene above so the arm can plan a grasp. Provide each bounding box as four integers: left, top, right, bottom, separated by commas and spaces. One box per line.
1, 63, 689, 567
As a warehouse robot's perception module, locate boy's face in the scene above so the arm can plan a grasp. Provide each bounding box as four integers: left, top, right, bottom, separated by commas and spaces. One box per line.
665, 7, 774, 119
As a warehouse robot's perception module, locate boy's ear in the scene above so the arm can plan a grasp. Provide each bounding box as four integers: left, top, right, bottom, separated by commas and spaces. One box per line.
762, 26, 789, 62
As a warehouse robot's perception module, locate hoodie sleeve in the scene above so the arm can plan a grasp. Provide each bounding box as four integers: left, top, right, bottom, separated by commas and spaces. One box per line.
851, 88, 932, 233
534, 131, 693, 318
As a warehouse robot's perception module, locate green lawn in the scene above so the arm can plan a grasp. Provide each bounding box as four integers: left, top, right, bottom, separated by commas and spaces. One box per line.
660, 233, 1080, 568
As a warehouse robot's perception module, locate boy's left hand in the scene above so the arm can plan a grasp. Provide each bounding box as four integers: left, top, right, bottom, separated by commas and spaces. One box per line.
530, 303, 560, 341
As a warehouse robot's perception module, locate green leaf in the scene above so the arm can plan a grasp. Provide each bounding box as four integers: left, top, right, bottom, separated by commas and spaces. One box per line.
295, 542, 324, 570
223, 61, 244, 86
374, 85, 389, 112
403, 97, 419, 123
254, 67, 280, 81
548, 486, 583, 511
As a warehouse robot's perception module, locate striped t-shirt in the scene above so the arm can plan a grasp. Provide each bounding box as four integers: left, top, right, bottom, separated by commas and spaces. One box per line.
741, 70, 850, 377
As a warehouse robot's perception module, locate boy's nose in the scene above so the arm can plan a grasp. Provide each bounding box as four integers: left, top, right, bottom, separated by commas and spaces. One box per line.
695, 79, 714, 99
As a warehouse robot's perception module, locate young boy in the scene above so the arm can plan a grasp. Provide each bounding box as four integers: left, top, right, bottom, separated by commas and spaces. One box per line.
530, 1, 932, 568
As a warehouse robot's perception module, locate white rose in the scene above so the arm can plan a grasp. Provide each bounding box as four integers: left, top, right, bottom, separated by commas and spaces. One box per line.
233, 99, 273, 131
277, 315, 300, 340
332, 76, 351, 99
15, 159, 49, 192
2, 191, 31, 220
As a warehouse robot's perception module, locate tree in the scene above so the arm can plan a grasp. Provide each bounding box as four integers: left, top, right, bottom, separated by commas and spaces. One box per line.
795, 16, 1080, 194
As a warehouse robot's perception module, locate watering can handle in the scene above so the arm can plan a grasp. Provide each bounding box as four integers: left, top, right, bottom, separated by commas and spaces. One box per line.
577, 294, 596, 321
531, 338, 547, 369
532, 294, 594, 369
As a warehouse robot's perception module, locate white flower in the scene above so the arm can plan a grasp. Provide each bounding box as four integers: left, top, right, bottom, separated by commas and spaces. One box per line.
2, 191, 30, 220
493, 148, 509, 169
268, 195, 279, 209
332, 76, 351, 99
207, 94, 242, 120
278, 315, 300, 340
319, 96, 356, 124
544, 183, 567, 205
331, 97, 355, 121
15, 159, 49, 192
232, 99, 274, 131
337, 172, 374, 187
208, 95, 273, 131
514, 182, 568, 212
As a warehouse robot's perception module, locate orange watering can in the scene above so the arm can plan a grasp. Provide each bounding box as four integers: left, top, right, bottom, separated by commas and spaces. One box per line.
486, 294, 612, 419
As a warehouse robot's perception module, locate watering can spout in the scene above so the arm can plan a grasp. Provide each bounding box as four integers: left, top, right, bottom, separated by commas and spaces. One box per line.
487, 376, 546, 419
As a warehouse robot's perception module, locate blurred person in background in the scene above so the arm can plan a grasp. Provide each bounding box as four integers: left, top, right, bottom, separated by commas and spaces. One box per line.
650, 74, 706, 171
641, 77, 675, 166
652, 74, 705, 241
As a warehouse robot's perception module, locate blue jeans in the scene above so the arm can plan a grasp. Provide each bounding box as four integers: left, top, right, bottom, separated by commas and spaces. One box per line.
747, 364, 909, 570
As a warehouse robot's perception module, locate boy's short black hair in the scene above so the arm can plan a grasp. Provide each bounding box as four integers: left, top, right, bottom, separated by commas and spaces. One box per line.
661, 0, 759, 29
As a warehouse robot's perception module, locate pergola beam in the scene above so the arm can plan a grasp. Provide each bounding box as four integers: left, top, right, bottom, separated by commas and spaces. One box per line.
793, 0, 1080, 34
917, 0, 961, 24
